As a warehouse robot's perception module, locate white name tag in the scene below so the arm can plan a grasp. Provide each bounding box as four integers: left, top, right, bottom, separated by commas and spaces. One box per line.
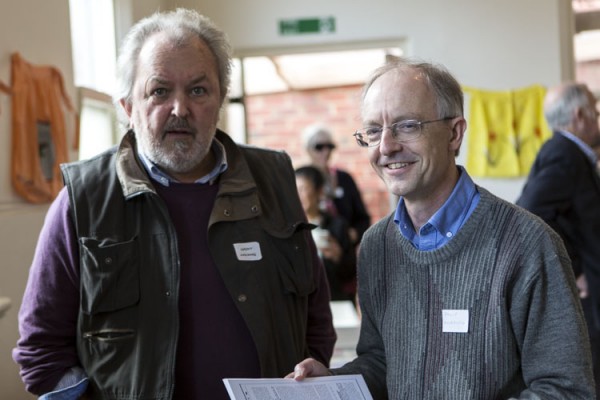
233, 242, 262, 261
442, 309, 469, 333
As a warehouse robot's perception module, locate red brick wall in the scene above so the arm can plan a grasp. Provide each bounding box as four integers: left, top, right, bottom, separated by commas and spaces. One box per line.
245, 85, 392, 224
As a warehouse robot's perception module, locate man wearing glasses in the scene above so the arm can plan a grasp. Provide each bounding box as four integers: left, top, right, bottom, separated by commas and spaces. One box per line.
289, 58, 595, 399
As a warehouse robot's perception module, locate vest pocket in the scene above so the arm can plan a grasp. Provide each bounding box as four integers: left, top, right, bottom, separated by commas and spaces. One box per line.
265, 223, 315, 297
79, 236, 139, 314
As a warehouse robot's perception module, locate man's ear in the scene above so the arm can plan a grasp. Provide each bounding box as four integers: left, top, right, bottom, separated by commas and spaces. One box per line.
449, 117, 467, 153
572, 107, 588, 132
120, 98, 133, 118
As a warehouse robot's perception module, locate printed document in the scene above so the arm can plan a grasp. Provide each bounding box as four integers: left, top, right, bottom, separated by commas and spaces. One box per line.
223, 374, 372, 400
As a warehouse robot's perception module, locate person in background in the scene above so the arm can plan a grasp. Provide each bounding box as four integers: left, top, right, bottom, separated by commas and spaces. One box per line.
295, 165, 356, 302
303, 124, 371, 245
289, 58, 595, 399
303, 124, 371, 300
13, 8, 335, 400
516, 81, 600, 397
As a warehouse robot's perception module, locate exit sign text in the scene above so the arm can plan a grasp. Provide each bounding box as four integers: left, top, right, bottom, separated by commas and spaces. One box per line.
279, 17, 336, 36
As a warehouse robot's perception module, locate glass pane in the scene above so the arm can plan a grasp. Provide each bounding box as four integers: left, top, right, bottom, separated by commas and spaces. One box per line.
225, 102, 247, 144
229, 58, 243, 99
69, 0, 117, 94
79, 98, 117, 160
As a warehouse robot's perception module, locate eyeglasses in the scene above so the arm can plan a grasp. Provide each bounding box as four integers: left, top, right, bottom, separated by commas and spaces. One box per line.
353, 117, 455, 147
314, 143, 336, 151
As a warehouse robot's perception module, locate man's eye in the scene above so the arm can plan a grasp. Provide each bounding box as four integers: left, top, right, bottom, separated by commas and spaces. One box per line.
151, 88, 167, 97
191, 87, 207, 96
396, 121, 419, 132
365, 127, 382, 137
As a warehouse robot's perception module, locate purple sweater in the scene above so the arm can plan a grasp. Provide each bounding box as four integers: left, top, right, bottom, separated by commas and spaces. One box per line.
157, 182, 261, 399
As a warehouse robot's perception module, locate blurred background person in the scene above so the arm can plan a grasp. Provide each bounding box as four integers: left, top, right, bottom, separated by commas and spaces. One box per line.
303, 124, 371, 245
303, 124, 371, 301
295, 166, 357, 303
516, 81, 600, 396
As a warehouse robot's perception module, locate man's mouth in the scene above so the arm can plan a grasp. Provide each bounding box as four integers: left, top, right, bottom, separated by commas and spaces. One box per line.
163, 117, 193, 137
163, 129, 194, 139
387, 162, 411, 170
166, 129, 190, 134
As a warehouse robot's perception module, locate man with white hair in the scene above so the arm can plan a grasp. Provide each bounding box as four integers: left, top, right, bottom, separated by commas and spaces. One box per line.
517, 81, 600, 397
13, 9, 335, 400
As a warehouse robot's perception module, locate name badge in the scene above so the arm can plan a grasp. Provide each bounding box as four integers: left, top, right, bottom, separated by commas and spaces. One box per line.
233, 242, 262, 261
442, 309, 469, 333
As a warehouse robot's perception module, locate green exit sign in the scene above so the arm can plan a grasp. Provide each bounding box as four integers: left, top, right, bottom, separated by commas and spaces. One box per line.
279, 17, 336, 36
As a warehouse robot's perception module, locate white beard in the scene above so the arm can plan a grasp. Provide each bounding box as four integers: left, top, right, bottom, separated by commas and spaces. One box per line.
137, 130, 212, 175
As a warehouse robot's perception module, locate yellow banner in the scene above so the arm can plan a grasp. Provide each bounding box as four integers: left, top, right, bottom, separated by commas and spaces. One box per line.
463, 85, 551, 177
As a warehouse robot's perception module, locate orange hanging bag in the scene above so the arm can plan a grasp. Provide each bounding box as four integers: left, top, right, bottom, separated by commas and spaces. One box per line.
10, 52, 77, 203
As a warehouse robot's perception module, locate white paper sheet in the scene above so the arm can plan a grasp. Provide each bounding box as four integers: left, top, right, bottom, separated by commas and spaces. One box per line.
223, 374, 373, 400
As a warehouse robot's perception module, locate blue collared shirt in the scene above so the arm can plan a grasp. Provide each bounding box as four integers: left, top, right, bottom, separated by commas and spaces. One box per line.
137, 138, 228, 186
42, 377, 88, 400
394, 166, 480, 251
557, 129, 598, 167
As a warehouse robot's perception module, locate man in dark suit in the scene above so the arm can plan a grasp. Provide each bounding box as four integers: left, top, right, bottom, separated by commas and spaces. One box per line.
517, 81, 600, 392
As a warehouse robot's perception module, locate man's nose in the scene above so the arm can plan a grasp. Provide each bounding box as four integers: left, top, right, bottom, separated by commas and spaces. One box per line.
171, 93, 190, 117
378, 127, 402, 155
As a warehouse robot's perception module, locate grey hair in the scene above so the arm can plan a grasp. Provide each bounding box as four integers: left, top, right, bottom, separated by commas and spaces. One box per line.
302, 123, 334, 150
361, 57, 464, 119
113, 8, 232, 125
544, 83, 590, 130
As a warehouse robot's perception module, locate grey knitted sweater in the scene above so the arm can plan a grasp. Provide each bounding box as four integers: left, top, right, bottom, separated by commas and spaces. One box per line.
334, 188, 595, 399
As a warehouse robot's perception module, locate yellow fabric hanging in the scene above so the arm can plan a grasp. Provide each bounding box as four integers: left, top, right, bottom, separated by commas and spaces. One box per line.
464, 87, 519, 177
463, 85, 550, 178
512, 85, 552, 175
10, 53, 77, 203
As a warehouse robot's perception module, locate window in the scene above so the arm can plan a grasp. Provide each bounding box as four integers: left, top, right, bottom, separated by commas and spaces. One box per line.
69, 0, 117, 92
77, 88, 119, 160
69, 0, 120, 159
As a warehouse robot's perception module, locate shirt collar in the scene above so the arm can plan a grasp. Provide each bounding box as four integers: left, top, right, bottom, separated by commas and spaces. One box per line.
138, 137, 228, 187
557, 129, 598, 166
394, 166, 478, 242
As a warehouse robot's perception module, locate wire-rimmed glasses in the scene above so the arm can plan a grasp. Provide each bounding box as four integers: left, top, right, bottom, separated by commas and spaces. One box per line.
353, 117, 455, 147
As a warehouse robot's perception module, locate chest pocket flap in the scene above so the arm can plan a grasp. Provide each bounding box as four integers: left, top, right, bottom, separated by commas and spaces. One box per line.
79, 236, 139, 314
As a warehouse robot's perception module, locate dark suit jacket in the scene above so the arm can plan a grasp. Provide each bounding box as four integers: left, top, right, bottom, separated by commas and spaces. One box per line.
517, 132, 600, 329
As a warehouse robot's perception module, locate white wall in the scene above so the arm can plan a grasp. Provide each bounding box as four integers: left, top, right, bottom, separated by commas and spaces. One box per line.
0, 0, 75, 397
0, 1, 76, 205
186, 0, 574, 87
0, 0, 575, 397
